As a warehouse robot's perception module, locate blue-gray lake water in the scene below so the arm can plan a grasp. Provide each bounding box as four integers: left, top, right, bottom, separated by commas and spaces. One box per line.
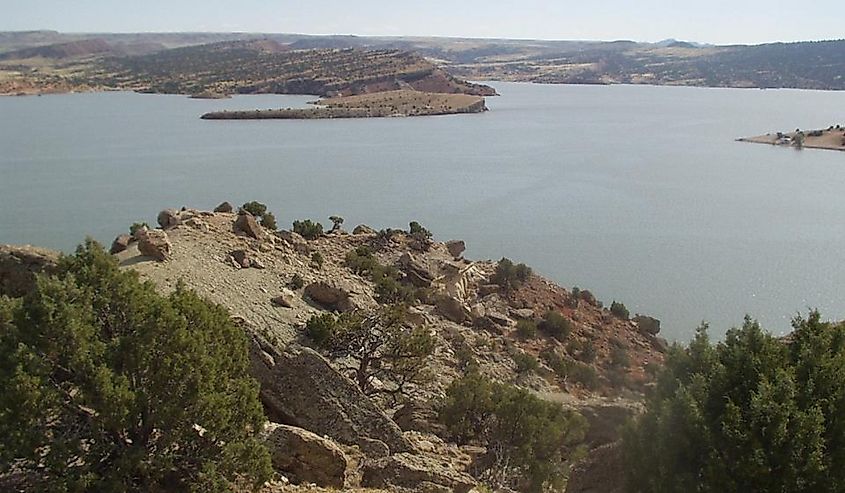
2, 82, 845, 342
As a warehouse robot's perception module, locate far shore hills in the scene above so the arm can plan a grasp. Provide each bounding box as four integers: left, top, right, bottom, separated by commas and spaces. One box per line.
0, 37, 497, 119
739, 124, 845, 153
3, 31, 845, 92
2, 31, 845, 120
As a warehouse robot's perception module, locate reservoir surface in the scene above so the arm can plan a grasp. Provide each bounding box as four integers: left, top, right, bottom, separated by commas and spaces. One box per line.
2, 82, 844, 341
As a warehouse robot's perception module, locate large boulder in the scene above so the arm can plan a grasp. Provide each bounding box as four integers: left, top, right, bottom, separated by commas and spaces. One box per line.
234, 212, 264, 240
362, 452, 475, 493
304, 282, 353, 312
137, 230, 172, 261
249, 338, 412, 453
393, 400, 447, 436
435, 296, 470, 324
397, 252, 435, 288
0, 245, 60, 297
357, 437, 390, 460
353, 224, 376, 235
633, 315, 661, 336
110, 234, 132, 254
263, 423, 349, 488
566, 442, 627, 493
157, 208, 181, 230
213, 201, 234, 213
445, 240, 466, 259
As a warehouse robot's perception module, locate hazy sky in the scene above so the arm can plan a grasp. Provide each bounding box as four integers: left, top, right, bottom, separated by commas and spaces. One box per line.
3, 0, 842, 45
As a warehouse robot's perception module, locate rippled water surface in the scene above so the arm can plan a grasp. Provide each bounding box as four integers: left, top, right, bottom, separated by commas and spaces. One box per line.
2, 83, 845, 341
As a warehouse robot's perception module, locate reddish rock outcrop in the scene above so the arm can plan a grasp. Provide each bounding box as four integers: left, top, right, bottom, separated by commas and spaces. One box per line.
234, 212, 264, 240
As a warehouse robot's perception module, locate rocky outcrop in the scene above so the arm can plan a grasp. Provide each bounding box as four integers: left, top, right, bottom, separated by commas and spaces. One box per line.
362, 452, 476, 493
566, 442, 627, 493
276, 230, 311, 255
0, 245, 60, 297
213, 201, 234, 213
357, 437, 390, 460
445, 240, 466, 259
157, 209, 181, 230
435, 295, 470, 324
633, 315, 660, 336
304, 282, 354, 312
353, 224, 376, 235
579, 289, 598, 306
233, 212, 264, 240
263, 423, 349, 488
477, 284, 500, 297
110, 234, 132, 254
183, 217, 209, 233
393, 400, 447, 436
249, 338, 412, 453
136, 230, 172, 261
398, 252, 435, 288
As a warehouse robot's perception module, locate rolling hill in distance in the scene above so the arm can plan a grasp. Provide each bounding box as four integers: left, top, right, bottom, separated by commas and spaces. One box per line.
1, 30, 844, 93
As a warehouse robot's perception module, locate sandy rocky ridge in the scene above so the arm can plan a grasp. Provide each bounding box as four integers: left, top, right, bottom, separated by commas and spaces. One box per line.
1, 204, 668, 492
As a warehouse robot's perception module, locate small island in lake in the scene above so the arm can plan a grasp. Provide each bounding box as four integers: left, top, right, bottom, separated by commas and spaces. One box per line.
739, 124, 845, 152
201, 90, 488, 120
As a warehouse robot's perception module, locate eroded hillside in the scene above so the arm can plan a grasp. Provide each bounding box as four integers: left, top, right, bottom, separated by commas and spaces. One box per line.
109, 205, 663, 490
0, 203, 667, 492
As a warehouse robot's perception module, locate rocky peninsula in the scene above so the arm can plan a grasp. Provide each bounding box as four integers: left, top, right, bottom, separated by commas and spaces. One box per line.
0, 202, 666, 492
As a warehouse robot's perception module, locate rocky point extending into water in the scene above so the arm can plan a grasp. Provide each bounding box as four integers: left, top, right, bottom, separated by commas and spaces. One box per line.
1, 203, 667, 492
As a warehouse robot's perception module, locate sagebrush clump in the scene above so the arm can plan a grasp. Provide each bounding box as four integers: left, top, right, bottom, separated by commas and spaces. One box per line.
293, 219, 324, 240
345, 245, 424, 304
610, 300, 630, 320
491, 257, 532, 291
540, 311, 571, 341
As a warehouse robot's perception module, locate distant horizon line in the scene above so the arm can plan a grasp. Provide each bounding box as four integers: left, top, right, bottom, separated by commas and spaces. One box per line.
2, 29, 844, 47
